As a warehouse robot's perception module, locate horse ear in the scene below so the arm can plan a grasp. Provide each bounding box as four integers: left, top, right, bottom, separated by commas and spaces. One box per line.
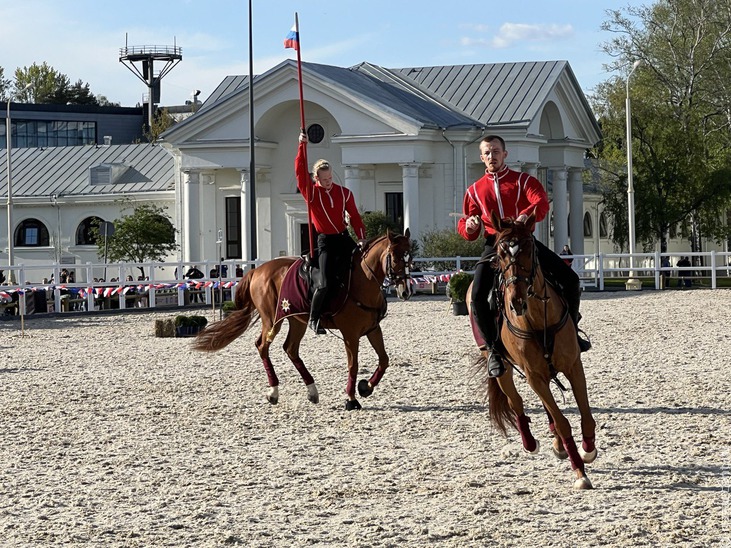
490, 210, 502, 232
404, 227, 410, 239
526, 208, 537, 231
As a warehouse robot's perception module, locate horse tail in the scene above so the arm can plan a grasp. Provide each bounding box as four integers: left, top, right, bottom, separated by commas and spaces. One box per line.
192, 270, 258, 352
487, 377, 515, 436
475, 353, 515, 436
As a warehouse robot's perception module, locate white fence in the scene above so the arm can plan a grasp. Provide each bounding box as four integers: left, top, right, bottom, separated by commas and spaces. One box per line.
410, 250, 731, 292
1, 251, 730, 316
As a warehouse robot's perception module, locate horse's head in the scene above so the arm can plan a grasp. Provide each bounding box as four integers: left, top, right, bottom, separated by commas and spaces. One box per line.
490, 210, 537, 317
383, 228, 413, 300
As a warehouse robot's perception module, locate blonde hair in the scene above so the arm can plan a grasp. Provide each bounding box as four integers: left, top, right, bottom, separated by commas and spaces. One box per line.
312, 159, 331, 177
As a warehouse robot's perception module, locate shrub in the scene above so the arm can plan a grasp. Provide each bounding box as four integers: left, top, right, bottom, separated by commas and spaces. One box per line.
174, 314, 208, 328
420, 228, 483, 271
447, 272, 474, 302
222, 300, 236, 312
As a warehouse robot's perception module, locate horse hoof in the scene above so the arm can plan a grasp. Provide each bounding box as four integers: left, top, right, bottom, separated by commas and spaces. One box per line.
357, 379, 373, 398
580, 447, 598, 464
522, 439, 540, 455
552, 439, 568, 460
306, 383, 319, 404
345, 399, 362, 411
573, 475, 593, 490
267, 386, 279, 405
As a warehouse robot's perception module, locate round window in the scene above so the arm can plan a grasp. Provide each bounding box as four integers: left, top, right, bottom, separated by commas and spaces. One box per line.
307, 124, 325, 144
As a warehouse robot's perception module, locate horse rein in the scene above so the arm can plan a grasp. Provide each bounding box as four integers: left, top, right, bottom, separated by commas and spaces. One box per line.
360, 235, 412, 288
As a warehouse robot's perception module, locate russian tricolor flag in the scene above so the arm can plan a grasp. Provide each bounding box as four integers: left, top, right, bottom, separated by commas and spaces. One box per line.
284, 25, 299, 50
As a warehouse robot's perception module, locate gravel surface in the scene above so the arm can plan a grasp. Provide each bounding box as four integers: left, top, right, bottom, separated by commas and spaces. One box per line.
0, 290, 729, 547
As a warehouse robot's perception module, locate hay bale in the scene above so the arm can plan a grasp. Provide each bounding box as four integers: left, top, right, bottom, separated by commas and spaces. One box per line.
154, 318, 177, 338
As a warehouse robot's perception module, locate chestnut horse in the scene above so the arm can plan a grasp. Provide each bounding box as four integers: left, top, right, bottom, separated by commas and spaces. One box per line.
473, 211, 597, 489
193, 230, 413, 410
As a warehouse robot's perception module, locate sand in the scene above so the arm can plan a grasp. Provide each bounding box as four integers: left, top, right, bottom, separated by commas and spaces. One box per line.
0, 290, 729, 547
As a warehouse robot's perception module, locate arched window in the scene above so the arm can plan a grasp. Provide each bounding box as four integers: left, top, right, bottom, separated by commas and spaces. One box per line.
599, 212, 608, 238
583, 212, 593, 237
76, 216, 104, 245
15, 218, 50, 247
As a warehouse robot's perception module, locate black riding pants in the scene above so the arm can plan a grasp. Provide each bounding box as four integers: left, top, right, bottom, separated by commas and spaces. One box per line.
311, 230, 356, 320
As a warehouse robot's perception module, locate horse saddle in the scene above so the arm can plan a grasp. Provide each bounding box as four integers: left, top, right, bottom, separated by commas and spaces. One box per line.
273, 255, 350, 325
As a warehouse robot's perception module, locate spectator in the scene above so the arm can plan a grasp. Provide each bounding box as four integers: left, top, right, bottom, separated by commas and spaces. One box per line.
185, 265, 205, 303
677, 256, 692, 288
235, 265, 244, 277
559, 245, 573, 267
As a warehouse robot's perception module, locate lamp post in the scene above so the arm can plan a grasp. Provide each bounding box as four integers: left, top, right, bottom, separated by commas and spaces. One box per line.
625, 60, 643, 291
5, 83, 33, 285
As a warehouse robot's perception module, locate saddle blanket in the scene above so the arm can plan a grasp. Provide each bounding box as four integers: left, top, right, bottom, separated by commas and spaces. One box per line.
273, 258, 348, 325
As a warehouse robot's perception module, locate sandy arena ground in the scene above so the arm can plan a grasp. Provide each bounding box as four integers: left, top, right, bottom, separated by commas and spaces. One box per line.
0, 290, 729, 547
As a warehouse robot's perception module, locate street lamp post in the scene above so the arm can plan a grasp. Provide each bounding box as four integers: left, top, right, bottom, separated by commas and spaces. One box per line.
625, 60, 643, 291
5, 83, 33, 285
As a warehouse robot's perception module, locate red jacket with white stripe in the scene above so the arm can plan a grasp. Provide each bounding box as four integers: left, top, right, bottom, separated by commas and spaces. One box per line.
295, 142, 366, 239
458, 165, 549, 240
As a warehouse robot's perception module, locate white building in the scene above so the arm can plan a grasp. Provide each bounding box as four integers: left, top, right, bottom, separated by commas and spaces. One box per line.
3, 59, 724, 281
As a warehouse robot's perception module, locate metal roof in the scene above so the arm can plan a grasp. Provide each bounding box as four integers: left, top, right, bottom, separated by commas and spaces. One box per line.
0, 143, 175, 198
195, 59, 597, 134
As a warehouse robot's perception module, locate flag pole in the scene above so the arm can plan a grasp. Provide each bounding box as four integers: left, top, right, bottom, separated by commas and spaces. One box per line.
293, 13, 315, 260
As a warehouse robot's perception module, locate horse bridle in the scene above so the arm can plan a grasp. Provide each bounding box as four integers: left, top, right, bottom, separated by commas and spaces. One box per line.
496, 236, 540, 297
361, 235, 412, 288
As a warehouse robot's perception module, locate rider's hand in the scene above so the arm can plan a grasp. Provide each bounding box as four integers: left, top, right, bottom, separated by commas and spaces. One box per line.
465, 215, 481, 234
299, 132, 308, 143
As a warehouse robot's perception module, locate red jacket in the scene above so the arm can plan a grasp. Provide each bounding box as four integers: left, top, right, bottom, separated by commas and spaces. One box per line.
458, 165, 549, 240
295, 142, 366, 239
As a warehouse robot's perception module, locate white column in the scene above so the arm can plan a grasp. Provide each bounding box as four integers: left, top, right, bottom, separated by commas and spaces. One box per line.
343, 165, 361, 209
239, 169, 252, 266
551, 167, 568, 252
182, 170, 201, 263
200, 172, 217, 262
568, 168, 584, 255
401, 163, 420, 240
524, 163, 546, 243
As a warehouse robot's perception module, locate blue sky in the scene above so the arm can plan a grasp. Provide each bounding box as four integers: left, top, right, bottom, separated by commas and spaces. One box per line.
0, 0, 641, 107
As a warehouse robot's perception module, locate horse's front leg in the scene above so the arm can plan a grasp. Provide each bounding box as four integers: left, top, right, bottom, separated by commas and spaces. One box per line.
530, 377, 592, 490
496, 367, 539, 454
343, 333, 362, 410
357, 325, 388, 399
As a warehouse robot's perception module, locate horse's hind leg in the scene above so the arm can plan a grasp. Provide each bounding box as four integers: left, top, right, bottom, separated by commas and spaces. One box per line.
562, 359, 597, 463
358, 325, 388, 399
496, 368, 539, 454
257, 321, 282, 405
282, 318, 319, 404
545, 406, 568, 460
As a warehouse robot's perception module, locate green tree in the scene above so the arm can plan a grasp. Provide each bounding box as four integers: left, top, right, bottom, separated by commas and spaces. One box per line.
419, 228, 483, 272
13, 62, 99, 105
95, 203, 177, 278
144, 107, 175, 143
0, 66, 10, 101
593, 0, 731, 253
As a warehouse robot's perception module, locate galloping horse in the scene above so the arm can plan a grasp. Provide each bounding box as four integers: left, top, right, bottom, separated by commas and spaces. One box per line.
193, 230, 413, 410
473, 211, 597, 489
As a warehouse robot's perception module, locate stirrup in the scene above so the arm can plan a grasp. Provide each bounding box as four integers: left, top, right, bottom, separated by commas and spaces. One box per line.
485, 348, 505, 378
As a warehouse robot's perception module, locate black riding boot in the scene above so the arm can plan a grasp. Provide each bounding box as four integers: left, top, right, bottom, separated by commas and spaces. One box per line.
309, 288, 327, 335
472, 298, 505, 378
567, 297, 591, 352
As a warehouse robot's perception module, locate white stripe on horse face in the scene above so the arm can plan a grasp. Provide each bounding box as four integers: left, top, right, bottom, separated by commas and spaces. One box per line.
510, 243, 520, 257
